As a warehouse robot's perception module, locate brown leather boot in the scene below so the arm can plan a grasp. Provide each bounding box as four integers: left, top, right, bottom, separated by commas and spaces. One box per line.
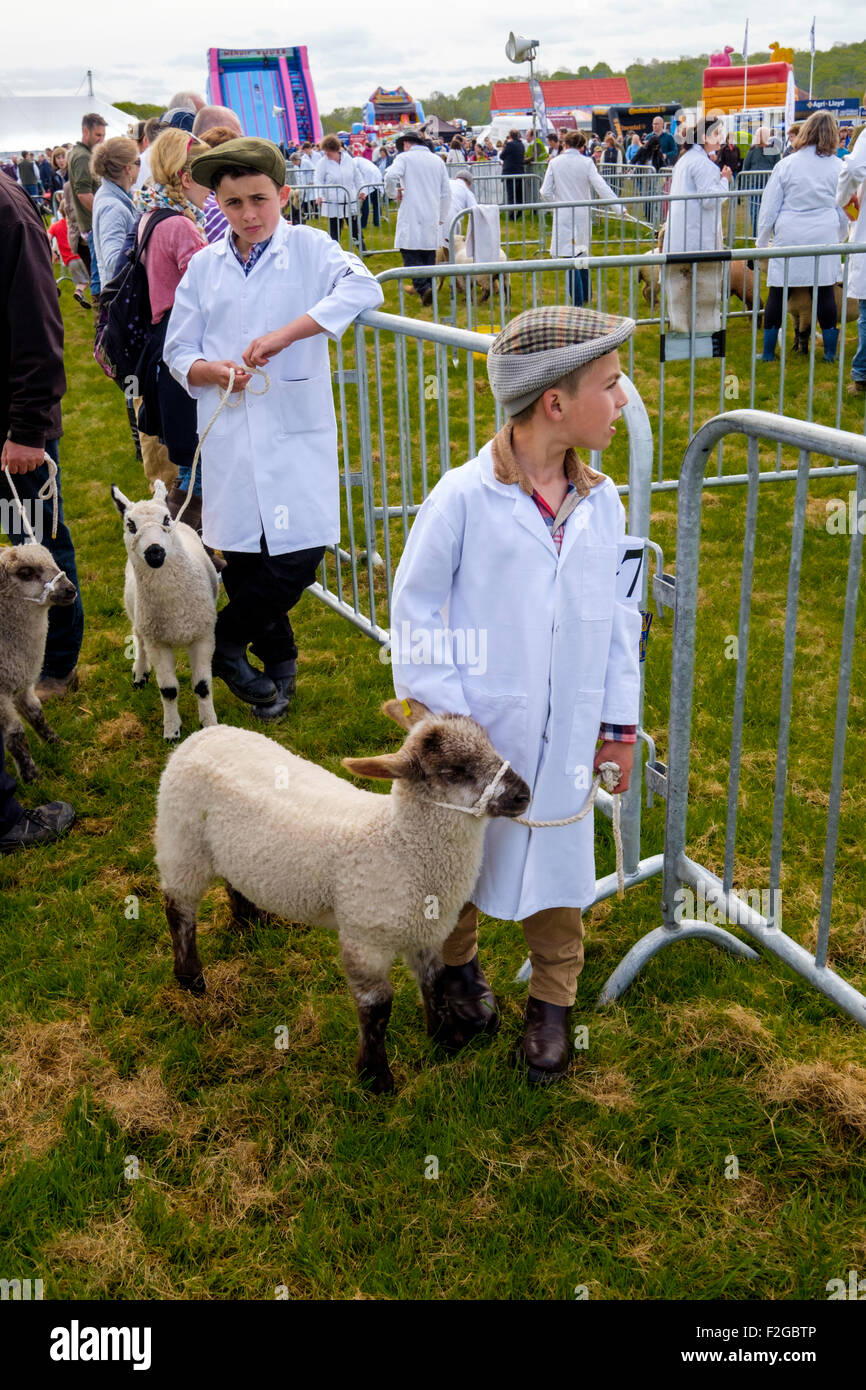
427, 954, 499, 1054
517, 996, 571, 1085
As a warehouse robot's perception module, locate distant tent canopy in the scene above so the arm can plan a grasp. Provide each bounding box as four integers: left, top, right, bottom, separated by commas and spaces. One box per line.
423, 113, 462, 140
369, 86, 425, 124
0, 85, 135, 155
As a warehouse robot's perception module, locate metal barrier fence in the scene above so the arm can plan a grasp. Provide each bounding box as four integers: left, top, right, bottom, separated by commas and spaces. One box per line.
598, 410, 866, 1029
315, 304, 665, 911
375, 240, 866, 484
284, 181, 395, 257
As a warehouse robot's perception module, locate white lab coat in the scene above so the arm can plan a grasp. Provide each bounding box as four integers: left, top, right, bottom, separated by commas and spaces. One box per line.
163, 219, 384, 556
299, 152, 317, 205
662, 144, 728, 254
442, 177, 476, 248
389, 444, 641, 920
317, 153, 364, 219
354, 155, 383, 192
539, 149, 621, 256
756, 146, 848, 287
384, 146, 452, 250
837, 129, 866, 300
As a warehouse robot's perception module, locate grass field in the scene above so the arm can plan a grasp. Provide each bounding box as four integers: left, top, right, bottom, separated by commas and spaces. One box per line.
1, 231, 864, 1302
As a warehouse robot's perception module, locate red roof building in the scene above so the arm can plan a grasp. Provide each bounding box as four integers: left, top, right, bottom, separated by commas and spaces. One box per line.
490, 78, 631, 114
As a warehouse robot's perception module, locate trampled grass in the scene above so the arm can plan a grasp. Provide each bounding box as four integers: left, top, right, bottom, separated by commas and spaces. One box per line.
0, 234, 864, 1302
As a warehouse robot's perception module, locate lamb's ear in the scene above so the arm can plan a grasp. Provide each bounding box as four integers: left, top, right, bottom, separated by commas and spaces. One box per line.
111, 484, 131, 517
342, 751, 418, 781
381, 697, 432, 731
152, 479, 167, 502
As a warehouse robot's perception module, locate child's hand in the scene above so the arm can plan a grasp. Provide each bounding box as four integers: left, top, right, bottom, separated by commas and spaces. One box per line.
243, 329, 291, 368
594, 741, 634, 793
189, 359, 251, 392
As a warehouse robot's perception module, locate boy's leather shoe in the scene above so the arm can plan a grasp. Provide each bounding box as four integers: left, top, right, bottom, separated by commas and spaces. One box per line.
517, 997, 571, 1085
252, 676, 294, 722
212, 650, 277, 705
0, 802, 75, 853
428, 954, 499, 1053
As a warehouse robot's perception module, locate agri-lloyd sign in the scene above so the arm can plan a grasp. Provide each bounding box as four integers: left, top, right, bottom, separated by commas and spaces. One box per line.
795, 98, 864, 120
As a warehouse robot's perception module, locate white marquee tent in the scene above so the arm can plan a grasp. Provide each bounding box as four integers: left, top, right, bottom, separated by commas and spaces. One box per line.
0, 84, 135, 155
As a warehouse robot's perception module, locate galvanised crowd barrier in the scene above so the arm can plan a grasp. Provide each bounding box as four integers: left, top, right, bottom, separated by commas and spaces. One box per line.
315, 305, 666, 914
598, 411, 866, 1029
376, 240, 866, 483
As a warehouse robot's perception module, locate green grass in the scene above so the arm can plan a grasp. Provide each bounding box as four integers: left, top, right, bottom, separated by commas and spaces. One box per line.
0, 246, 864, 1302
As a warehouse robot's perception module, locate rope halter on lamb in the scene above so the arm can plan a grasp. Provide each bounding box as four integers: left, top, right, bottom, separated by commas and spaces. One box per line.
155, 697, 531, 1093
111, 478, 218, 742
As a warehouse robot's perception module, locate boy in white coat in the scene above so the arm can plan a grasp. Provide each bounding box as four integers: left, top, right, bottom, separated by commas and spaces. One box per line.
389, 307, 641, 1084
164, 138, 383, 717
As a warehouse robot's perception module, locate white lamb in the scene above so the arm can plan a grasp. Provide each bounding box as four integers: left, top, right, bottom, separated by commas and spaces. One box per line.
0, 544, 77, 782
155, 698, 530, 1092
111, 478, 218, 741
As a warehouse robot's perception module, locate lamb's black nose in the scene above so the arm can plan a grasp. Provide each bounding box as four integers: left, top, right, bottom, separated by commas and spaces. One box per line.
144, 545, 165, 569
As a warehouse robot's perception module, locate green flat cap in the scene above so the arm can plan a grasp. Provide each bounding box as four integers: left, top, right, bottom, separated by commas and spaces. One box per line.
190, 136, 287, 190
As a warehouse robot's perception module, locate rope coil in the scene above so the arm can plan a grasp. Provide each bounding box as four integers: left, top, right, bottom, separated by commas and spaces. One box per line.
3, 453, 60, 543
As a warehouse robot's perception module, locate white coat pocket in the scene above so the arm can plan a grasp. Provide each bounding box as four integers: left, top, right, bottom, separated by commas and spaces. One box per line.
580, 546, 617, 621
467, 688, 529, 773
565, 688, 605, 781
276, 375, 334, 436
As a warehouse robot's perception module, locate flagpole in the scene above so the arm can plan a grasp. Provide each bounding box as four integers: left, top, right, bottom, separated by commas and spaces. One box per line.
809, 17, 816, 99
742, 20, 749, 139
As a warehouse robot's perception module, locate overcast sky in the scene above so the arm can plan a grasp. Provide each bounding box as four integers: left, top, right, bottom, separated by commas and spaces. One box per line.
0, 10, 851, 114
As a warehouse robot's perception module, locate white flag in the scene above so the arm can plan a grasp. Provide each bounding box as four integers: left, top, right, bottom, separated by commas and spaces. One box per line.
743, 20, 749, 65
810, 18, 816, 56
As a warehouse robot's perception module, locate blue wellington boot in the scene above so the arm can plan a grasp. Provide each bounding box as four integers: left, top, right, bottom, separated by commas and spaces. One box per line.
759, 327, 779, 362
822, 327, 839, 364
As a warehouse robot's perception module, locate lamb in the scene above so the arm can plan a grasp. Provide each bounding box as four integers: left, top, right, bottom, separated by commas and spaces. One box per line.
639, 226, 762, 317
0, 544, 77, 782
786, 284, 859, 355
111, 478, 218, 741
155, 697, 530, 1092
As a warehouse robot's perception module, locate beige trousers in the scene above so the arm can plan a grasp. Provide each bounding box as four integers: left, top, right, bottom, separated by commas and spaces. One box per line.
442, 901, 585, 1007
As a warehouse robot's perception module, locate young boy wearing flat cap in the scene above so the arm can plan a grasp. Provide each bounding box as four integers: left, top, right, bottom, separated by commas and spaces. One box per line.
390, 306, 642, 1084
164, 137, 384, 717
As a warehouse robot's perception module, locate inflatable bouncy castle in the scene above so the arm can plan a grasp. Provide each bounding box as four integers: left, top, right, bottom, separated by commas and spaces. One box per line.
702, 59, 792, 115
207, 47, 322, 145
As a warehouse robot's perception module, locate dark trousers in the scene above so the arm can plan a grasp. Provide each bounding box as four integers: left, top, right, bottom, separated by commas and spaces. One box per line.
360, 190, 380, 228
764, 283, 837, 332
400, 248, 436, 296
504, 175, 523, 217
216, 537, 326, 673
0, 730, 24, 835
0, 438, 84, 679
567, 267, 591, 308
140, 316, 201, 497
329, 215, 361, 246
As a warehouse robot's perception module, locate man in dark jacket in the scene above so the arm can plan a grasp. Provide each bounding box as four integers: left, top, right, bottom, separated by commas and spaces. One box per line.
501, 130, 526, 218
0, 175, 84, 699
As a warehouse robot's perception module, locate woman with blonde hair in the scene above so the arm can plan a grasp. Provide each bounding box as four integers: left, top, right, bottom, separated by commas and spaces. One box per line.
756, 111, 849, 362
134, 128, 210, 512
90, 136, 140, 283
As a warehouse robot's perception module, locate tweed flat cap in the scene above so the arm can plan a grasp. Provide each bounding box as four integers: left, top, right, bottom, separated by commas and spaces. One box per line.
190, 137, 287, 190
487, 306, 636, 417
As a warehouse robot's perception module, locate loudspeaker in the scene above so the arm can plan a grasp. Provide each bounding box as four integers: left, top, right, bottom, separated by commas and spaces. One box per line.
505, 32, 539, 63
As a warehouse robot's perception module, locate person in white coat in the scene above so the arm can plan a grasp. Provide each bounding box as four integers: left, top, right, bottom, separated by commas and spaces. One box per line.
662, 117, 732, 334
539, 130, 621, 306
756, 111, 849, 363
316, 133, 366, 248
388, 306, 641, 1084
837, 112, 866, 393
355, 151, 383, 232
163, 138, 383, 718
384, 131, 451, 305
